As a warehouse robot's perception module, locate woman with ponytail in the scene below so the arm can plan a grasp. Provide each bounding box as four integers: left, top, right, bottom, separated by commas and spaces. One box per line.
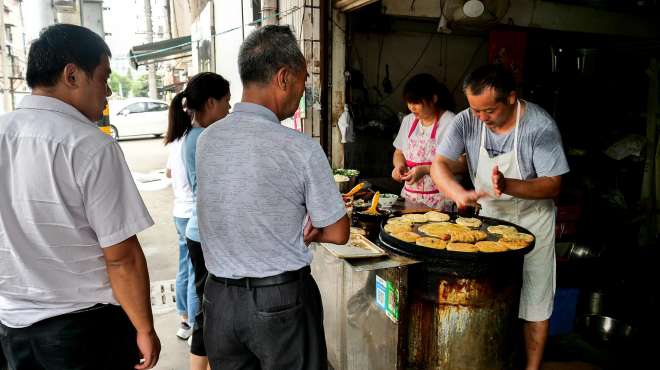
164, 72, 230, 370
165, 89, 196, 346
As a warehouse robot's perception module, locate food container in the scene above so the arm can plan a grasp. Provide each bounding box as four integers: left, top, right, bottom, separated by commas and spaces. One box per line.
378, 193, 399, 208
354, 209, 390, 241
333, 169, 360, 190
334, 174, 350, 193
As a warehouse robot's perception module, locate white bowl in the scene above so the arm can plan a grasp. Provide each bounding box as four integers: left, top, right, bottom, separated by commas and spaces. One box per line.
378, 193, 399, 208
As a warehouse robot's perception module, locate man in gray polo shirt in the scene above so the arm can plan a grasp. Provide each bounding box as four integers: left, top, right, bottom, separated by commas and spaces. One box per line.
196, 25, 349, 369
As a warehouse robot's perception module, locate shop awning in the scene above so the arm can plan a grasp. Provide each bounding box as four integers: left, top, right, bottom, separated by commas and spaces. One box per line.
333, 0, 378, 12
128, 36, 192, 69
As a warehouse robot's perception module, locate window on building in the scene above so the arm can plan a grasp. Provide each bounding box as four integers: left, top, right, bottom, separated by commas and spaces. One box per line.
53, 0, 76, 11
4, 25, 12, 44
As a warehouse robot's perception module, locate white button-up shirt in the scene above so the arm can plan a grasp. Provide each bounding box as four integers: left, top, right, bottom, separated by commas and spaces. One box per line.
0, 95, 154, 328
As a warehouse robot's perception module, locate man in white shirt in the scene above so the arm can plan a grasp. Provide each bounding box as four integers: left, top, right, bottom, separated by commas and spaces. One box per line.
0, 24, 160, 370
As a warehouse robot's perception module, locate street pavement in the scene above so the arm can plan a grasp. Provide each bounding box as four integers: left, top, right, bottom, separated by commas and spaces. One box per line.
119, 136, 190, 370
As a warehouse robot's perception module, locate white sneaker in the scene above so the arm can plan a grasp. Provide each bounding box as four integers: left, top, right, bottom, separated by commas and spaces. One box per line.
187, 335, 193, 346
176, 322, 193, 340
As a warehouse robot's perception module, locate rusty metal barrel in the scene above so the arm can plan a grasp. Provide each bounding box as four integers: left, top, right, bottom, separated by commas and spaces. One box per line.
378, 215, 532, 370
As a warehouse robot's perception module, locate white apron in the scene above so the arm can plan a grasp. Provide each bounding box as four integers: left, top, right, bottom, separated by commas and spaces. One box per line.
401, 116, 452, 211
475, 101, 556, 322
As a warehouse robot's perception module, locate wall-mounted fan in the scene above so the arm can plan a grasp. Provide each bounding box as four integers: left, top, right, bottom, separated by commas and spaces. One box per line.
437, 0, 511, 33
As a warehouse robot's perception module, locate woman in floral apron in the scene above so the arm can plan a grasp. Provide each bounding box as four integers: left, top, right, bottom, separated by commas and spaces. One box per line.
392, 73, 460, 210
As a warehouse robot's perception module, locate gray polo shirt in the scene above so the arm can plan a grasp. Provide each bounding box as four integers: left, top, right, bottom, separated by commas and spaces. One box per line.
196, 102, 346, 278
437, 101, 569, 181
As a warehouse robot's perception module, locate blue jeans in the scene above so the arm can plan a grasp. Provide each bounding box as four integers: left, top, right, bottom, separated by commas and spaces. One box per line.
174, 217, 198, 326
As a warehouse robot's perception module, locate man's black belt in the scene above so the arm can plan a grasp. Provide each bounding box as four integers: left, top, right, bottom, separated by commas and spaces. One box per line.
210, 266, 311, 288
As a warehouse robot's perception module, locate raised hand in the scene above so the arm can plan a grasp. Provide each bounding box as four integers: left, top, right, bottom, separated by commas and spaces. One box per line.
491, 165, 506, 197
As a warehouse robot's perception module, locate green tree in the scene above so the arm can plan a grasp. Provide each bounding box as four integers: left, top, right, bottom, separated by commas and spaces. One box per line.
109, 73, 132, 98
131, 75, 149, 97
130, 74, 163, 98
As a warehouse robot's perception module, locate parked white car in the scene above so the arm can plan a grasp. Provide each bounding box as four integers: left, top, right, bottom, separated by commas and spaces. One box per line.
108, 98, 169, 140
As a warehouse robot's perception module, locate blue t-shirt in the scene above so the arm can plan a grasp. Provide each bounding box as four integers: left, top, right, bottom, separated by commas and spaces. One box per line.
184, 127, 204, 242
437, 101, 570, 181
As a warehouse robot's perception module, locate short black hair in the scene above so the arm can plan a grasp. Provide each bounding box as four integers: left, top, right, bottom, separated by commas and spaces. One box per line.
26, 24, 111, 89
462, 64, 516, 102
403, 73, 455, 112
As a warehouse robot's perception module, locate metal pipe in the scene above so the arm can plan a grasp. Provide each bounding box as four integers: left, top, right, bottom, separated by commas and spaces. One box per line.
144, 0, 158, 99
261, 0, 277, 26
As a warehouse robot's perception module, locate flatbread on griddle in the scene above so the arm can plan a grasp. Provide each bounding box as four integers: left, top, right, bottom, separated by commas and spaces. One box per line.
501, 232, 534, 243
386, 217, 412, 225
417, 223, 453, 239
455, 217, 482, 228
392, 231, 421, 243
499, 240, 529, 250
475, 241, 508, 253
425, 211, 450, 222
447, 242, 478, 252
384, 222, 414, 234
449, 230, 488, 243
401, 213, 429, 223
486, 225, 517, 235
416, 237, 447, 249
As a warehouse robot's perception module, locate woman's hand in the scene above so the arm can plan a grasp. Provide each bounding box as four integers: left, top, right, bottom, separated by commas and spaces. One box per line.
392, 165, 408, 182
401, 165, 428, 185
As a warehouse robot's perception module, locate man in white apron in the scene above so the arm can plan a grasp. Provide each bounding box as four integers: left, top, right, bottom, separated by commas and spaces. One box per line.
430, 64, 569, 370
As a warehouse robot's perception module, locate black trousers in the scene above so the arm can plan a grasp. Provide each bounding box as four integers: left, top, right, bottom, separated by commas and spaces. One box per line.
1, 344, 7, 370
186, 238, 208, 356
0, 304, 138, 370
204, 269, 327, 370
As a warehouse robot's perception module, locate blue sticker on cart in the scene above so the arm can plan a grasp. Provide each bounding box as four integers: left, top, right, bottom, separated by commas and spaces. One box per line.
375, 275, 387, 312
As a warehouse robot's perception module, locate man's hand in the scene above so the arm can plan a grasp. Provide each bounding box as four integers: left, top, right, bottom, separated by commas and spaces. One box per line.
453, 189, 486, 209
303, 217, 320, 245
391, 165, 408, 182
492, 165, 506, 197
303, 214, 350, 245
135, 329, 160, 369
103, 237, 158, 370
401, 166, 427, 185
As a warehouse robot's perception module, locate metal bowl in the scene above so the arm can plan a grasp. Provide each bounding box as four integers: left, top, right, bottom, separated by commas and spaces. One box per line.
335, 179, 351, 193
354, 209, 391, 241
580, 290, 609, 316
576, 314, 635, 342
555, 242, 573, 258
568, 243, 600, 260
378, 193, 399, 208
